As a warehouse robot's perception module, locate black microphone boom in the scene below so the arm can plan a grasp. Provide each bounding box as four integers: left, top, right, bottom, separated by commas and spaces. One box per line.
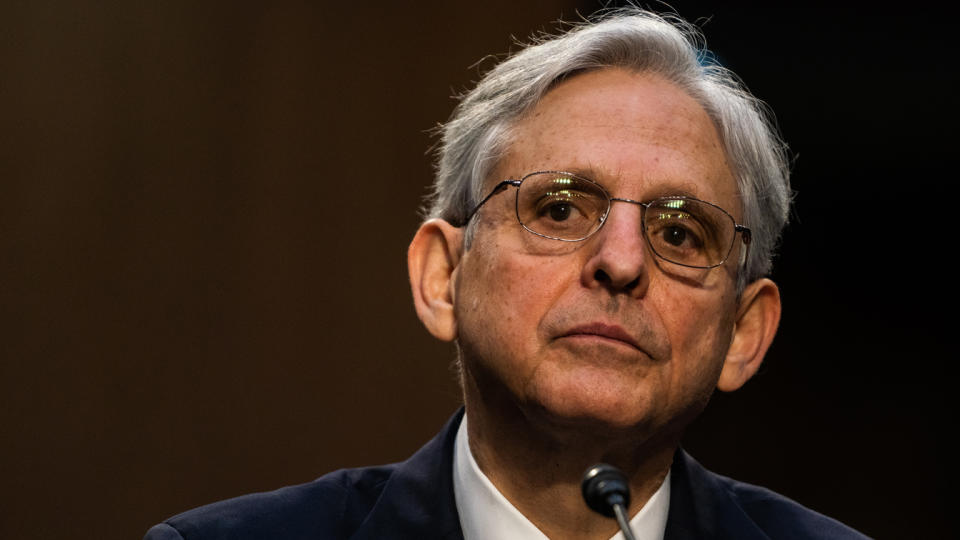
581, 463, 637, 540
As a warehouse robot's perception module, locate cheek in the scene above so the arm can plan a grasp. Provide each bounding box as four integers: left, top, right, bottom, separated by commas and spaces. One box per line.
463, 231, 565, 314
461, 241, 516, 318
655, 283, 736, 382
455, 234, 573, 372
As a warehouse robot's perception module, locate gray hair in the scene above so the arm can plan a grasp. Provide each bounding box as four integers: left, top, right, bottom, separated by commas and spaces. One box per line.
425, 7, 791, 285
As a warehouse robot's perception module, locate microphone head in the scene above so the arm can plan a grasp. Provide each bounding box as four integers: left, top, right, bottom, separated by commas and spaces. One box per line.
581, 463, 631, 518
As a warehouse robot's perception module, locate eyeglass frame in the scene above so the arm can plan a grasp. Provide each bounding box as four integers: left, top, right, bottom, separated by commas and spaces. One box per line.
457, 170, 752, 270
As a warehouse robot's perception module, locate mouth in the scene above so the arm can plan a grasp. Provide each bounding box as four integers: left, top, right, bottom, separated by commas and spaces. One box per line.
558, 322, 642, 351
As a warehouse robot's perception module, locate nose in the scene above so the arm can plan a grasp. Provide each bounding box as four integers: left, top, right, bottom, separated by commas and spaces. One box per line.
581, 202, 649, 296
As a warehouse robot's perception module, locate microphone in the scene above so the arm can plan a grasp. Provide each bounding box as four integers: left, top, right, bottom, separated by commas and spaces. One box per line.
581, 463, 637, 540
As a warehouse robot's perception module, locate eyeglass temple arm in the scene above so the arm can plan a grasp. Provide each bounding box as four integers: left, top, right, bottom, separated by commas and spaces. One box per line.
734, 225, 752, 268
458, 180, 522, 227
735, 225, 751, 245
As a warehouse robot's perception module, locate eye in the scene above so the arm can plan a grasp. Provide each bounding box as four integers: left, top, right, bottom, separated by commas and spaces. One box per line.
642, 197, 738, 268
534, 190, 590, 222
661, 225, 691, 247
517, 173, 608, 240
543, 199, 577, 222
647, 212, 706, 251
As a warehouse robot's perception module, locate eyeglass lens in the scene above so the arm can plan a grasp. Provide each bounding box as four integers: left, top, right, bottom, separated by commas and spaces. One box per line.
515, 172, 736, 268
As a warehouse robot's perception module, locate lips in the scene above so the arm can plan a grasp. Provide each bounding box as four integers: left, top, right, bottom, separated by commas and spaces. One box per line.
559, 322, 642, 350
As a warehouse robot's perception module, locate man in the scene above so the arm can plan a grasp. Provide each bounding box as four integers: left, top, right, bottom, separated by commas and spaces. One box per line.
146, 8, 868, 539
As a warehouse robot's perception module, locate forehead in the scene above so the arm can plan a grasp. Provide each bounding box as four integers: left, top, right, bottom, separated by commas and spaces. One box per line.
500, 68, 739, 212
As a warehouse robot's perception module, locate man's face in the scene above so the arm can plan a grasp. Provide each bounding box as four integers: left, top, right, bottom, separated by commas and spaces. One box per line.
453, 68, 744, 439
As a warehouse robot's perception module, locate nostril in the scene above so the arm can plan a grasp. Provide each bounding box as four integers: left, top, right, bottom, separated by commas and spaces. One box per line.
593, 268, 640, 292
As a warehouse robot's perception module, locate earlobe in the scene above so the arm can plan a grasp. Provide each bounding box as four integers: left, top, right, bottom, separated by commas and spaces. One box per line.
717, 278, 781, 392
407, 219, 464, 342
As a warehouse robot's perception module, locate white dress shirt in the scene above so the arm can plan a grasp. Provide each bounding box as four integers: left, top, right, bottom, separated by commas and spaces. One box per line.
453, 415, 671, 540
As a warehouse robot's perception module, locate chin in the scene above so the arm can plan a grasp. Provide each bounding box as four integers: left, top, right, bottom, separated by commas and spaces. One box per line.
522, 371, 658, 433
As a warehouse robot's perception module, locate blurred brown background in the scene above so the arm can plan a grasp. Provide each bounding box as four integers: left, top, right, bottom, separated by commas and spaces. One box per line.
1, 2, 950, 539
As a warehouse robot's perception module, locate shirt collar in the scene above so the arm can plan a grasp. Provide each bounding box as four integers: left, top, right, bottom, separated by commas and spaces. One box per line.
453, 414, 671, 540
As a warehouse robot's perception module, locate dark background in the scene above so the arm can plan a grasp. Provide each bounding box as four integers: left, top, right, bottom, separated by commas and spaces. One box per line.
1, 2, 950, 538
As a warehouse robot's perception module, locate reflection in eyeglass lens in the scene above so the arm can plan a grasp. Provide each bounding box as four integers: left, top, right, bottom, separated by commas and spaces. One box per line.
522, 175, 606, 238
646, 199, 730, 266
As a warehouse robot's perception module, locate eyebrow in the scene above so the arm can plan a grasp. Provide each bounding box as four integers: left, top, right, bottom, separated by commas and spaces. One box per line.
556, 166, 706, 201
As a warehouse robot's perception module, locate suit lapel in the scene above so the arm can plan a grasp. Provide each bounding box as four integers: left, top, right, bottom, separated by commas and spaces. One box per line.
665, 449, 770, 540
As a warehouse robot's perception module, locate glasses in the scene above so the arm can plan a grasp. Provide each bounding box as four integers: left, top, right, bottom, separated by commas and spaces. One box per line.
460, 171, 751, 269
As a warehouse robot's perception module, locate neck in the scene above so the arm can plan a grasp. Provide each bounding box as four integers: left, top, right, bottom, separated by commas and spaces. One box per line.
462, 380, 678, 539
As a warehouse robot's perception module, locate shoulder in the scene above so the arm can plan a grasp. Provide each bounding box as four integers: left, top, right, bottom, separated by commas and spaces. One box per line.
144, 409, 465, 540
672, 451, 870, 540
719, 475, 870, 539
668, 450, 870, 539
146, 465, 398, 540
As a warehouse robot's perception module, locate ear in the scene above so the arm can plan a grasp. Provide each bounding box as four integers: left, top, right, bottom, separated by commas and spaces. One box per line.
717, 278, 781, 392
408, 218, 464, 342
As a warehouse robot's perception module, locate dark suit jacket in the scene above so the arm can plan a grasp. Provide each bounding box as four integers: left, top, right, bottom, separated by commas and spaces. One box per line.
145, 410, 868, 539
